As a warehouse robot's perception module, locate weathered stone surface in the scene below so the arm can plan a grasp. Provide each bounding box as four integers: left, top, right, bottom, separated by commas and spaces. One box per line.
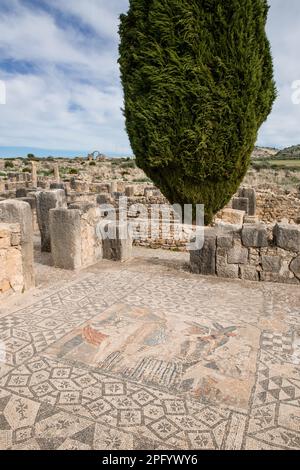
125, 186, 135, 197
0, 199, 34, 290
239, 265, 260, 282
16, 188, 27, 198
243, 215, 259, 224
36, 190, 67, 252
217, 263, 239, 279
216, 208, 245, 227
102, 222, 132, 262
260, 271, 299, 284
227, 243, 248, 264
261, 255, 281, 273
217, 234, 233, 249
97, 193, 113, 205
242, 224, 268, 247
50, 183, 65, 191
49, 208, 81, 270
273, 223, 300, 253
290, 255, 300, 279
110, 181, 118, 193
239, 187, 256, 216
232, 197, 249, 214
190, 229, 216, 275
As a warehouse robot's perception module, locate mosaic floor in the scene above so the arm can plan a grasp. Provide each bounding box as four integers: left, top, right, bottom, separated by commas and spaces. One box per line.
0, 257, 300, 450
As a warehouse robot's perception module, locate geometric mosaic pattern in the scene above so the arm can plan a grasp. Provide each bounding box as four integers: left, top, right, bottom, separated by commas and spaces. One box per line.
0, 267, 299, 449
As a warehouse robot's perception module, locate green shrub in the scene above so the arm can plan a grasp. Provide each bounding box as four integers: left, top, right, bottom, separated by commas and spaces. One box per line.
119, 0, 276, 224
89, 161, 96, 166
69, 168, 79, 175
120, 161, 136, 169
4, 160, 14, 169
22, 167, 31, 173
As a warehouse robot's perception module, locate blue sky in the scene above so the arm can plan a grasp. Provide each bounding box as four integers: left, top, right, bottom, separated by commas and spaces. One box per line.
0, 0, 299, 158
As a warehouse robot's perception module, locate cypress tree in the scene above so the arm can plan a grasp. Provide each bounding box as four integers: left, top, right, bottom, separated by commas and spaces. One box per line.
119, 0, 276, 224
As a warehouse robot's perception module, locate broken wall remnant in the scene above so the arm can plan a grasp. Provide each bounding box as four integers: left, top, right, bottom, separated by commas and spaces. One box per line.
190, 222, 300, 284
0, 199, 35, 290
36, 189, 67, 252
0, 223, 24, 295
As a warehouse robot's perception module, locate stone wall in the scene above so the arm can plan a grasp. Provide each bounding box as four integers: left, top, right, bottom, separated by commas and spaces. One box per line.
256, 189, 300, 224
49, 204, 132, 270
190, 222, 300, 284
0, 223, 24, 295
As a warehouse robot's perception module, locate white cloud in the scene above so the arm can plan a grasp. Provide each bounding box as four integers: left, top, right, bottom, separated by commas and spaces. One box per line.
0, 0, 131, 154
0, 0, 299, 154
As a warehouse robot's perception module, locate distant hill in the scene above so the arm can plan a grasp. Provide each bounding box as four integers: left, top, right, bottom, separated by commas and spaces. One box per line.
251, 146, 279, 159
275, 145, 300, 160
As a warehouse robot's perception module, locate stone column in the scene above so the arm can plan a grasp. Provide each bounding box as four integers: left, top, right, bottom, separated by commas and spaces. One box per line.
0, 199, 35, 290
53, 163, 60, 183
31, 161, 38, 187
36, 189, 67, 252
49, 208, 82, 269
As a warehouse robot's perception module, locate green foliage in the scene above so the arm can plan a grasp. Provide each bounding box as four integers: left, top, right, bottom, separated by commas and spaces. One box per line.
4, 160, 14, 169
119, 0, 276, 224
22, 167, 31, 173
120, 161, 136, 169
89, 161, 96, 166
69, 168, 79, 175
27, 153, 39, 161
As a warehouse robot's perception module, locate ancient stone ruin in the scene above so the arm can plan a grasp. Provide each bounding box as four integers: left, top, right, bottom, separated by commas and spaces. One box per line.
0, 158, 300, 298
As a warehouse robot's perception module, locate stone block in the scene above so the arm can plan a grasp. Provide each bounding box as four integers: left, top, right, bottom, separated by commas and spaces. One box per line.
261, 255, 281, 273
243, 215, 259, 224
260, 271, 299, 285
232, 197, 249, 214
190, 229, 217, 275
49, 208, 82, 270
239, 188, 256, 216
290, 255, 300, 279
217, 263, 239, 279
216, 208, 245, 227
0, 199, 34, 290
97, 193, 113, 205
227, 243, 248, 264
239, 265, 260, 282
273, 223, 300, 253
242, 224, 268, 247
217, 233, 233, 248
16, 188, 28, 198
102, 222, 132, 262
125, 186, 135, 197
50, 183, 65, 191
36, 190, 67, 252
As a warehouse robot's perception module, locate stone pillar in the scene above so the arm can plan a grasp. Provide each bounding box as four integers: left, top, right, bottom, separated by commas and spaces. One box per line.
31, 161, 38, 187
53, 163, 60, 183
49, 208, 82, 270
125, 186, 135, 197
102, 222, 132, 262
0, 223, 24, 295
36, 189, 67, 252
110, 181, 118, 193
190, 228, 217, 275
0, 199, 35, 290
239, 188, 256, 216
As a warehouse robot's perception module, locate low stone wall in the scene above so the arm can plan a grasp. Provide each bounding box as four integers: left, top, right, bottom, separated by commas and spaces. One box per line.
0, 223, 24, 295
190, 222, 300, 284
